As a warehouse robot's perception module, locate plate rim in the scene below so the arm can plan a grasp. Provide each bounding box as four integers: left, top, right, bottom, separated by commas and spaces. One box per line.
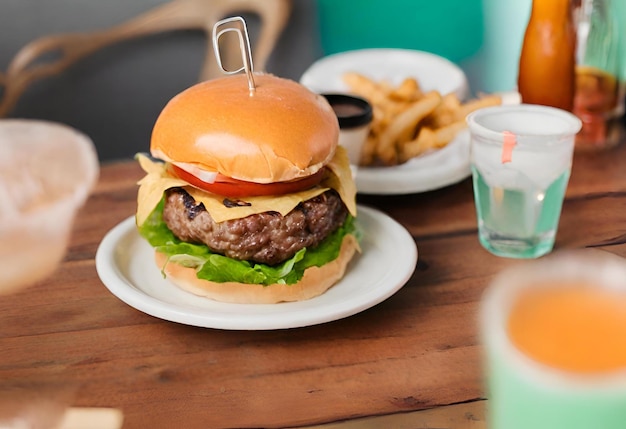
300, 47, 469, 99
95, 205, 418, 330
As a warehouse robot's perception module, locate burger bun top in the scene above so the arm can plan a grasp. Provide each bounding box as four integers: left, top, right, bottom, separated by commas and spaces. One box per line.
150, 73, 339, 184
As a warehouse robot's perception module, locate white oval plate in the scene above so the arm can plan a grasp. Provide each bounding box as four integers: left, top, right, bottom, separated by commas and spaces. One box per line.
96, 206, 417, 330
300, 48, 469, 99
300, 48, 471, 195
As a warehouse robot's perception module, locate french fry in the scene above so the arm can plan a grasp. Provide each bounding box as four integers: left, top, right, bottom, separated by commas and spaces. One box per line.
342, 72, 378, 94
342, 71, 505, 166
360, 134, 378, 166
425, 92, 462, 128
399, 120, 467, 162
390, 77, 422, 101
433, 120, 467, 145
343, 72, 390, 105
376, 91, 441, 165
452, 94, 502, 121
377, 80, 395, 96
399, 128, 437, 162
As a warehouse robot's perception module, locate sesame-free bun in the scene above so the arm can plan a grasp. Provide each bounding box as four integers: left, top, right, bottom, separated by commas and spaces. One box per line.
155, 234, 358, 304
151, 73, 339, 183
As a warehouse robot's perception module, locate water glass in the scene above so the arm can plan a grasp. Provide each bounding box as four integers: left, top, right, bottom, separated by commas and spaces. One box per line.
466, 104, 582, 258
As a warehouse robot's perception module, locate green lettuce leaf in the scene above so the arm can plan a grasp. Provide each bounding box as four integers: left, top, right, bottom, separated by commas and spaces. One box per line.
138, 197, 357, 286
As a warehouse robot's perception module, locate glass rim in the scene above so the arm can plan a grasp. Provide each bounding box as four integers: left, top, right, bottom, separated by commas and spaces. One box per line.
466, 104, 583, 145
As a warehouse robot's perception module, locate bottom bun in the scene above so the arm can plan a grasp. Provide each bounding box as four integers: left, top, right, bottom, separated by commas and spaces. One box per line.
155, 234, 359, 304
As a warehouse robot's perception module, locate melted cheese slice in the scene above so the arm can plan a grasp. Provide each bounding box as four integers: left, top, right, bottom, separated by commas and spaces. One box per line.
136, 146, 357, 225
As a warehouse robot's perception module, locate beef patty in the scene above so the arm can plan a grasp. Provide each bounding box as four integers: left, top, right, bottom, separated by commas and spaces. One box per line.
162, 188, 349, 265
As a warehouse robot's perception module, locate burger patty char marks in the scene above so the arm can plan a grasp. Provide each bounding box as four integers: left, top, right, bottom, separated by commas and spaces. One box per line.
162, 188, 349, 265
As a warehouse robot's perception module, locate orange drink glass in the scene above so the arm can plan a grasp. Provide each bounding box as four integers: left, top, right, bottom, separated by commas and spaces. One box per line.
480, 250, 626, 429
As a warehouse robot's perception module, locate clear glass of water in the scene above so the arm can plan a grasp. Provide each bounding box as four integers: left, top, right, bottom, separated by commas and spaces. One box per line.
466, 104, 582, 258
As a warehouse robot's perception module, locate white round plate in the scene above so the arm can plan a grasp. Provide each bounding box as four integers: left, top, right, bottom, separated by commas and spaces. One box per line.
355, 129, 470, 195
96, 206, 417, 330
300, 48, 469, 99
300, 48, 471, 195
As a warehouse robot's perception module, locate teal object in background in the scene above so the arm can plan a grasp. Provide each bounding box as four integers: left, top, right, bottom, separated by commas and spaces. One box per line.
479, 0, 531, 93
316, 0, 623, 95
316, 0, 484, 64
315, 0, 527, 94
613, 0, 626, 81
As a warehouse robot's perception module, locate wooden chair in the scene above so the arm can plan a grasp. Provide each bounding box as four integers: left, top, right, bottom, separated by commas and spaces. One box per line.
0, 0, 291, 117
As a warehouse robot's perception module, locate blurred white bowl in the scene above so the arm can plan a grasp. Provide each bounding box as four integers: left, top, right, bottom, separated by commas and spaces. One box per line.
0, 119, 99, 294
300, 48, 469, 99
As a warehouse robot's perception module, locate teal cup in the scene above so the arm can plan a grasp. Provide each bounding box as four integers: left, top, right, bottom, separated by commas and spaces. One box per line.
480, 250, 626, 429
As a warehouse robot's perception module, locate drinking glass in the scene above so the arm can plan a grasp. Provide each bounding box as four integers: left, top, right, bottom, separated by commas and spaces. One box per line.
0, 119, 99, 295
466, 104, 581, 258
0, 119, 100, 426
574, 0, 622, 149
480, 249, 626, 429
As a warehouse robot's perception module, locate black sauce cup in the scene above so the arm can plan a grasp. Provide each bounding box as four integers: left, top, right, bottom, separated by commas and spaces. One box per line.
321, 93, 373, 165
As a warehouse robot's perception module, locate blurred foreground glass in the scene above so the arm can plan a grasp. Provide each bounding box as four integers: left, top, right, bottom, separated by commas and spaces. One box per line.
480, 250, 626, 429
0, 119, 99, 295
467, 105, 581, 258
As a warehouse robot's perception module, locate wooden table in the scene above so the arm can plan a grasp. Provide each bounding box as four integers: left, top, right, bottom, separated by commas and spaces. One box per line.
2, 134, 626, 428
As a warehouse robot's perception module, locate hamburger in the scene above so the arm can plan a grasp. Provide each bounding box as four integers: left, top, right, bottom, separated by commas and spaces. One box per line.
135, 73, 359, 304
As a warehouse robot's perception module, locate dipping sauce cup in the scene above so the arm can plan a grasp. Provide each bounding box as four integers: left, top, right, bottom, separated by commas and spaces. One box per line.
480, 249, 626, 429
467, 104, 582, 259
322, 93, 372, 165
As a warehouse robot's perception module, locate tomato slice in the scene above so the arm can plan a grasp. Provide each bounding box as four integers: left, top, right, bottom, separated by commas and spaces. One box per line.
171, 165, 325, 197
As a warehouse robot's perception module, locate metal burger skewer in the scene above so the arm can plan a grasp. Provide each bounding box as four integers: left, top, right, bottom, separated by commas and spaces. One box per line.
212, 16, 256, 94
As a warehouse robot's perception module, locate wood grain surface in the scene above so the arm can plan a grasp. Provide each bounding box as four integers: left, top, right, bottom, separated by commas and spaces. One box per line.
1, 134, 625, 428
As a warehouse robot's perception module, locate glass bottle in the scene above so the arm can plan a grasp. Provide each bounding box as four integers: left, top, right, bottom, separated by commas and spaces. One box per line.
518, 0, 577, 111
573, 0, 622, 149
